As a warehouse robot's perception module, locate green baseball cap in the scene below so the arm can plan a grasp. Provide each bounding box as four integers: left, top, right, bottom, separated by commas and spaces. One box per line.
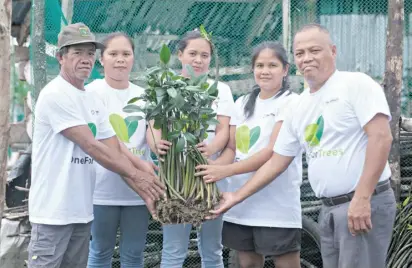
57, 22, 104, 51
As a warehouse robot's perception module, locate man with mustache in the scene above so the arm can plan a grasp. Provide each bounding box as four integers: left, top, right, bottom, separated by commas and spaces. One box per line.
211, 23, 396, 268
28, 23, 165, 268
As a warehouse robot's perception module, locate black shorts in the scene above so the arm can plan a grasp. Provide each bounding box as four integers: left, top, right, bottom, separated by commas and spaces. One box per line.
222, 221, 301, 256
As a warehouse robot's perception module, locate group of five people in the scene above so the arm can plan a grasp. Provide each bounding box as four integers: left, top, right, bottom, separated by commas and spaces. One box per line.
27, 21, 395, 268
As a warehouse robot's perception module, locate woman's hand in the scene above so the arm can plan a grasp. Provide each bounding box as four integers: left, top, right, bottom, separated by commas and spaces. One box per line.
196, 141, 214, 159
155, 140, 172, 161
195, 164, 231, 183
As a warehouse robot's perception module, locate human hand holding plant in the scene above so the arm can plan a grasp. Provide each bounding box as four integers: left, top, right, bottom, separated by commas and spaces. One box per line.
206, 191, 240, 220
139, 160, 159, 176
155, 139, 172, 162
195, 163, 231, 183
196, 141, 214, 158
123, 25, 221, 226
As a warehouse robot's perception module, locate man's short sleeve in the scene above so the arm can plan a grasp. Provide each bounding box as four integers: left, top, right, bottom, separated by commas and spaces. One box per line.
273, 114, 301, 157
215, 82, 235, 117
350, 73, 392, 127
40, 91, 86, 134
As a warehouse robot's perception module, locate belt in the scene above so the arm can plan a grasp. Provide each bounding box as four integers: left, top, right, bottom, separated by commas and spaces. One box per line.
321, 179, 391, 207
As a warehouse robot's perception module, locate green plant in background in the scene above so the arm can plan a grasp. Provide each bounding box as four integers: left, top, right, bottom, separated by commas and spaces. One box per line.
124, 25, 220, 226
387, 191, 412, 268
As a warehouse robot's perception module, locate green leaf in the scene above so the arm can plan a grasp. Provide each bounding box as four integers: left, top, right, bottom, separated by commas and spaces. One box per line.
206, 118, 220, 125
167, 88, 177, 98
403, 197, 410, 207
88, 123, 97, 137
208, 81, 218, 97
127, 97, 141, 104
175, 137, 185, 153
172, 75, 184, 81
408, 224, 412, 230
249, 126, 261, 149
155, 88, 166, 103
192, 73, 208, 86
160, 44, 171, 65
173, 94, 185, 109
124, 115, 143, 122
185, 86, 202, 92
200, 108, 214, 114
201, 82, 210, 90
123, 104, 144, 113
109, 114, 129, 143
153, 119, 162, 130
185, 65, 196, 80
236, 125, 250, 154
167, 131, 181, 140
174, 121, 184, 132
147, 66, 162, 76
184, 132, 197, 145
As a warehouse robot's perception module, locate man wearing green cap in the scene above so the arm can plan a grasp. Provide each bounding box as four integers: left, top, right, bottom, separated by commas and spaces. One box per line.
28, 23, 165, 268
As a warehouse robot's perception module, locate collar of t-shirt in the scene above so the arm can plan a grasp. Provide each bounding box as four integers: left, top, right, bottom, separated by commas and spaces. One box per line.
308, 69, 339, 96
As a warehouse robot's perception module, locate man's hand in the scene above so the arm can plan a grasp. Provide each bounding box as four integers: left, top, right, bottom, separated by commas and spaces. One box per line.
195, 164, 231, 183
206, 192, 240, 220
125, 171, 165, 202
139, 160, 159, 176
124, 171, 165, 219
347, 196, 372, 236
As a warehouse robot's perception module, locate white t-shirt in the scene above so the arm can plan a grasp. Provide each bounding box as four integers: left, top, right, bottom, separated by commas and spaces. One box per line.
86, 79, 150, 206
223, 90, 303, 228
205, 80, 235, 191
29, 76, 115, 225
274, 71, 392, 198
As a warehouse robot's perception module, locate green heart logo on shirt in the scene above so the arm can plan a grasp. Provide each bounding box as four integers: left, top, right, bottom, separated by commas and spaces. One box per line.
109, 114, 140, 143
88, 123, 97, 137
304, 115, 324, 147
236, 125, 261, 154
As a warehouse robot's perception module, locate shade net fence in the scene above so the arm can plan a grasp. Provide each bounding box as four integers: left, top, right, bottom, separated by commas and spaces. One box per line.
29, 0, 412, 267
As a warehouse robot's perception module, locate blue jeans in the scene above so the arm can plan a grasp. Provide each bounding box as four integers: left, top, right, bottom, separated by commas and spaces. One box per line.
87, 205, 149, 268
160, 216, 224, 268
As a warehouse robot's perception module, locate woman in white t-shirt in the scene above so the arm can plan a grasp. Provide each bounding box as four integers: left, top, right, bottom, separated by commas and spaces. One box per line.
147, 30, 235, 268
86, 33, 156, 268
196, 42, 303, 268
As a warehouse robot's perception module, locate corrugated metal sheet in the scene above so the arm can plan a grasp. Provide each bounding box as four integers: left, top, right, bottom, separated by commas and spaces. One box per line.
320, 14, 411, 78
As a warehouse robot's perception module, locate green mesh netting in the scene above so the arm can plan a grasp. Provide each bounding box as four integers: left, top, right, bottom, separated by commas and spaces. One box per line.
30, 0, 412, 267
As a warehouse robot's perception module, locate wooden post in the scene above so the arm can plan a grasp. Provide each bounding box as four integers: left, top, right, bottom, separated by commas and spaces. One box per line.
31, 0, 47, 104
0, 0, 12, 228
383, 0, 404, 202
282, 0, 291, 54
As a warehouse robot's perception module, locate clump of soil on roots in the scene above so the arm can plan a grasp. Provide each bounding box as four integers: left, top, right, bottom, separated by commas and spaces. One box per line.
156, 198, 220, 227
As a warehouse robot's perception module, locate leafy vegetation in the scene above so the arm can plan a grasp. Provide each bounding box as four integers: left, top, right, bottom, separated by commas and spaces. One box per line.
124, 26, 221, 226
387, 193, 412, 268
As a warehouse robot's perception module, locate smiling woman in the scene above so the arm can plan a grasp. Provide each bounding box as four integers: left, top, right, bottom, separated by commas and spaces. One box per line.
85, 32, 154, 268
